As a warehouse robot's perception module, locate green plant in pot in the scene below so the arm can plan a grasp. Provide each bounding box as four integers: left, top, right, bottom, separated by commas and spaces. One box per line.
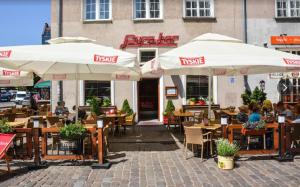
86, 96, 102, 118
59, 122, 87, 152
163, 100, 175, 124
121, 99, 133, 115
0, 119, 14, 133
189, 98, 197, 105
216, 138, 240, 170
102, 97, 111, 107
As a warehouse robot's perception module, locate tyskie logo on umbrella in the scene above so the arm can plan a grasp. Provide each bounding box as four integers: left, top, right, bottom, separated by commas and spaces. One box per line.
180, 56, 205, 66
283, 58, 300, 65
0, 80, 10, 84
115, 74, 130, 80
0, 50, 11, 58
94, 55, 118, 63
3, 70, 20, 76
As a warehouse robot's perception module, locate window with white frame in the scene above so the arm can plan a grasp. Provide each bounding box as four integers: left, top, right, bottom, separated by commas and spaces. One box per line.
84, 0, 112, 20
134, 0, 163, 19
276, 0, 300, 17
184, 0, 214, 18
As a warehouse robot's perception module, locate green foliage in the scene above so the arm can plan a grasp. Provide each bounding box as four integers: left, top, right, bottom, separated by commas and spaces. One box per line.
59, 122, 87, 140
121, 99, 133, 115
87, 96, 101, 116
216, 138, 240, 157
0, 119, 13, 133
262, 100, 273, 112
241, 89, 252, 105
189, 98, 197, 102
241, 87, 267, 105
102, 97, 111, 107
164, 100, 175, 114
251, 87, 266, 104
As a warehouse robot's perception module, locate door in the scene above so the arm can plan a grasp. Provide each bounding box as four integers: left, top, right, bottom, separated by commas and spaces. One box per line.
138, 78, 159, 120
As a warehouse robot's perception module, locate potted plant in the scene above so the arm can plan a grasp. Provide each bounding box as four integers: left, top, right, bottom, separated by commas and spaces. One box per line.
216, 138, 240, 170
197, 97, 206, 105
121, 99, 134, 121
59, 122, 87, 153
86, 96, 101, 119
102, 97, 111, 107
163, 100, 175, 124
0, 119, 13, 133
189, 98, 197, 105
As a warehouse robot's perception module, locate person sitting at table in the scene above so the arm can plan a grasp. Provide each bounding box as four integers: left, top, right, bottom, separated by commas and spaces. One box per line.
248, 102, 261, 123
72, 105, 87, 122
55, 101, 69, 116
276, 101, 293, 119
29, 94, 38, 115
237, 105, 248, 123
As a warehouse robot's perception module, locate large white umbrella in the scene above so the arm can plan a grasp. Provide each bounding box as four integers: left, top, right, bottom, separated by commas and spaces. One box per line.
0, 37, 140, 81
0, 37, 140, 120
142, 33, 300, 118
0, 67, 33, 87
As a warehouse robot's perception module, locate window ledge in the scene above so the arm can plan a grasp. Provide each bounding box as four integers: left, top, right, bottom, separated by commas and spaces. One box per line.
83, 19, 113, 24
133, 19, 164, 23
274, 17, 300, 23
183, 17, 217, 22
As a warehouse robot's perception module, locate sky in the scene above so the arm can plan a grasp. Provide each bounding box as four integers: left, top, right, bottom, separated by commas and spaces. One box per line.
0, 0, 51, 46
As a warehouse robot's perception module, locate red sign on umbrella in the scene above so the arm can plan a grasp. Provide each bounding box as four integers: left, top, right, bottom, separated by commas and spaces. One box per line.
0, 133, 15, 159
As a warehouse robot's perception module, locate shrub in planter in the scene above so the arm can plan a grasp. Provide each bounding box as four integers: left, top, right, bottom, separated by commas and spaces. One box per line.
86, 96, 101, 117
216, 138, 240, 170
163, 100, 175, 124
121, 99, 133, 116
102, 97, 111, 107
59, 123, 87, 153
0, 119, 13, 133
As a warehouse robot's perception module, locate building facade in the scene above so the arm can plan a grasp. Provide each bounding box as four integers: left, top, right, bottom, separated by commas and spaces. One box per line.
247, 0, 300, 104
51, 0, 246, 121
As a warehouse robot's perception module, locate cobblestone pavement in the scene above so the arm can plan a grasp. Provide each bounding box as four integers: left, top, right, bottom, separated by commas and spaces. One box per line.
1, 125, 300, 187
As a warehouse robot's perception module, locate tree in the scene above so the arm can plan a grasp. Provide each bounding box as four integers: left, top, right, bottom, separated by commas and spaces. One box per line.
164, 100, 175, 114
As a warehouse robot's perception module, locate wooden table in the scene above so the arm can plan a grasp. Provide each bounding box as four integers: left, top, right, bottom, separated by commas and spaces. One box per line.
173, 111, 193, 117
8, 121, 26, 128
221, 110, 238, 116
192, 123, 221, 131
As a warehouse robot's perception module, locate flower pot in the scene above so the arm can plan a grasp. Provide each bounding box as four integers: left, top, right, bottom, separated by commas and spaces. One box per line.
218, 155, 234, 170
163, 115, 168, 124
189, 101, 195, 105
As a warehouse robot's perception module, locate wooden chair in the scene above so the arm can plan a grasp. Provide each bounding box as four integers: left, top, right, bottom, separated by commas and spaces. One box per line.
46, 116, 60, 127
184, 126, 212, 161
166, 113, 180, 130
4, 113, 16, 122
123, 113, 136, 133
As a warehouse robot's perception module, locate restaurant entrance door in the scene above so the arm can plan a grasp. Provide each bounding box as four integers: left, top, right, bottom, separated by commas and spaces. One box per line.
138, 78, 159, 121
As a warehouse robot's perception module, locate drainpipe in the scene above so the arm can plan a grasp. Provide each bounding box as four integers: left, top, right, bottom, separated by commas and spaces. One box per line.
58, 0, 63, 101
243, 0, 251, 92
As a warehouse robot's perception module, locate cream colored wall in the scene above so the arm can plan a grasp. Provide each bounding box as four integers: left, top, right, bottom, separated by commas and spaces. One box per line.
51, 0, 245, 113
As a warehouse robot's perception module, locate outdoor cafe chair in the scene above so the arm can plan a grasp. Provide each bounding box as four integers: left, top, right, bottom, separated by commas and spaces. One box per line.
123, 113, 136, 133
193, 111, 204, 124
103, 125, 110, 156
184, 126, 212, 161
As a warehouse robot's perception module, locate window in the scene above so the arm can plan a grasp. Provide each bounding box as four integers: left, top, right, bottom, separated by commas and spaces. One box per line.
186, 75, 209, 100
276, 0, 300, 17
134, 0, 163, 19
84, 0, 112, 20
84, 81, 111, 103
139, 50, 156, 66
184, 0, 214, 18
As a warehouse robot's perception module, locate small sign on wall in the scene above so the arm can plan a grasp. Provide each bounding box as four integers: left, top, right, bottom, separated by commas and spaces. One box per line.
165, 86, 178, 97
229, 76, 236, 84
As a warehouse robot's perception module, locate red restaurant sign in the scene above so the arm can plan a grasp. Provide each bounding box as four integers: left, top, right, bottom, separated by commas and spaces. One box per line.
180, 57, 205, 66
94, 55, 118, 63
0, 133, 15, 159
0, 50, 12, 58
3, 70, 20, 76
120, 33, 179, 49
271, 36, 300, 45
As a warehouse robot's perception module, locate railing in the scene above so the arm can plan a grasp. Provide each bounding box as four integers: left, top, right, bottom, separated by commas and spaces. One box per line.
40, 127, 97, 160
225, 123, 279, 155
7, 128, 33, 159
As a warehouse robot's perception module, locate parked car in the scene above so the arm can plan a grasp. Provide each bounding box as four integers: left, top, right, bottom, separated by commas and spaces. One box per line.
0, 93, 12, 102
14, 91, 27, 104
21, 96, 30, 106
